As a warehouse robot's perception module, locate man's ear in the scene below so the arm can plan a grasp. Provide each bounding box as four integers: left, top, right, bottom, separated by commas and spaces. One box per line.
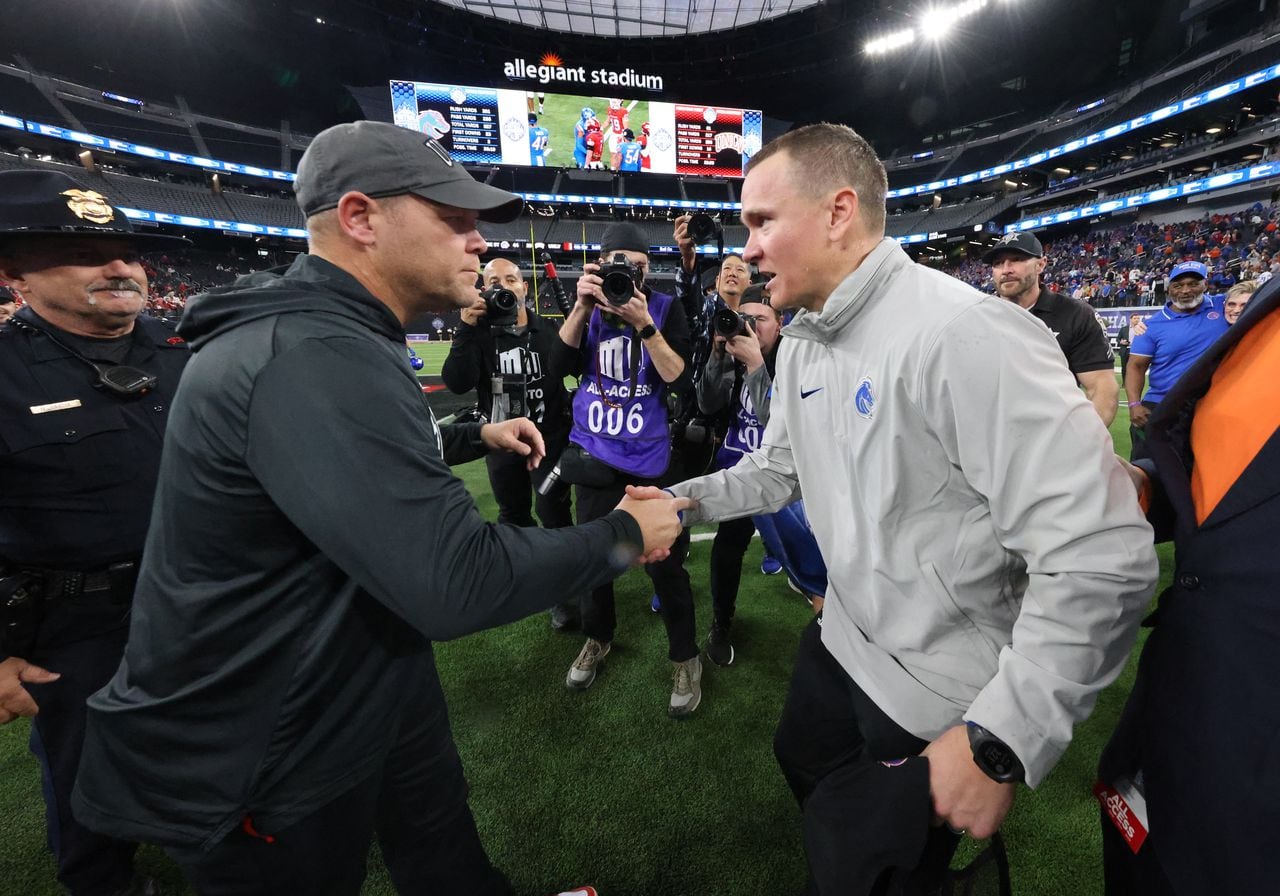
334, 192, 379, 246
828, 187, 860, 242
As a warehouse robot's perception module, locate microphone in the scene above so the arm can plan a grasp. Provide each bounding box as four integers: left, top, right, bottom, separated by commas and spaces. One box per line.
539, 252, 574, 316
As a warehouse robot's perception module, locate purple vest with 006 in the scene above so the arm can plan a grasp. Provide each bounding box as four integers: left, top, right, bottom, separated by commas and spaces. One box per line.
570, 289, 674, 478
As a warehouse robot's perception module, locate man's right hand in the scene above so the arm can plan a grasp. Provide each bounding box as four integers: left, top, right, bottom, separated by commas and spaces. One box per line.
575, 263, 605, 312
616, 485, 693, 562
1129, 403, 1151, 428
0, 656, 60, 724
459, 295, 488, 327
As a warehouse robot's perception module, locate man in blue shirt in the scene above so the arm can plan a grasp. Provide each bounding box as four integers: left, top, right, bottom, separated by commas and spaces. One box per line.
528, 114, 550, 167
1125, 260, 1228, 457
618, 130, 644, 172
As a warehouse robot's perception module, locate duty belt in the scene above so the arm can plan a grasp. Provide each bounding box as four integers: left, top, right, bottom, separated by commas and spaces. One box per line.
30, 560, 140, 603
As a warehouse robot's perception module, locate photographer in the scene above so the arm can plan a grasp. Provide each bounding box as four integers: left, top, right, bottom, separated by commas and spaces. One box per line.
442, 257, 579, 631
695, 285, 783, 666
552, 222, 701, 717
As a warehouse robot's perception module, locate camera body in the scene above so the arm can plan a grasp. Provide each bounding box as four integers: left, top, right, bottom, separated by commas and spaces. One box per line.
481, 285, 520, 328
713, 307, 756, 339
688, 213, 722, 245
599, 253, 644, 306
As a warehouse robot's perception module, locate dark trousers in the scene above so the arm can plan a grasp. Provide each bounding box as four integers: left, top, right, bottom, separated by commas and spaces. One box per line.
24, 601, 137, 896
574, 477, 696, 662
486, 438, 573, 530
166, 675, 510, 896
775, 618, 960, 895
709, 516, 756, 630
1101, 819, 1178, 896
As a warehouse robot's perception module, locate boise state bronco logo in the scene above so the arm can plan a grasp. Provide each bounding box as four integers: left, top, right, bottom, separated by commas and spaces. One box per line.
61, 189, 114, 224
854, 377, 875, 419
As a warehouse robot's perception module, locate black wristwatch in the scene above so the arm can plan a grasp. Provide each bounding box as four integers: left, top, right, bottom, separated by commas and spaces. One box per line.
966, 722, 1024, 784
637, 323, 658, 340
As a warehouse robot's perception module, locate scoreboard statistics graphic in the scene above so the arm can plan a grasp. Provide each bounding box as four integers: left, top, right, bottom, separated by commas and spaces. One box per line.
390, 79, 762, 177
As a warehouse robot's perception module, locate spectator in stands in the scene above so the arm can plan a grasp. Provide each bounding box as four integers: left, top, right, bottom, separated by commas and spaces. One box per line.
0, 285, 16, 322
1224, 279, 1258, 325
1126, 261, 1229, 457
656, 123, 1156, 890
1100, 275, 1280, 896
983, 231, 1119, 424
442, 257, 580, 631
0, 169, 191, 896
554, 221, 701, 717
70, 120, 684, 896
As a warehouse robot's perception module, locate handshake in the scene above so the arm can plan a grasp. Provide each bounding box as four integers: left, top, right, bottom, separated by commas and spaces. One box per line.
614, 485, 698, 564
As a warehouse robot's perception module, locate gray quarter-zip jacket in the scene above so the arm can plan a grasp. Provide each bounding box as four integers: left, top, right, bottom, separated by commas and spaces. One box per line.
670, 238, 1157, 786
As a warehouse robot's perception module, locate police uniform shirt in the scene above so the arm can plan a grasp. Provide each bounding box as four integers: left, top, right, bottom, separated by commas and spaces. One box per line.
1026, 289, 1114, 377
0, 307, 189, 568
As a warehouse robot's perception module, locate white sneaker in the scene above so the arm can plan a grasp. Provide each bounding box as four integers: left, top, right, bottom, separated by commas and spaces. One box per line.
668, 655, 703, 718
566, 639, 610, 690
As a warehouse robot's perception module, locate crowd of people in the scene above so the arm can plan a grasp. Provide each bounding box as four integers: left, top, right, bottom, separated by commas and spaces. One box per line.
0, 119, 1276, 896
946, 200, 1280, 306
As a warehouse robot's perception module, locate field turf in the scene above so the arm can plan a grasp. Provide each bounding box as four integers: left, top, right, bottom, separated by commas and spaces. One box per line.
0, 375, 1170, 895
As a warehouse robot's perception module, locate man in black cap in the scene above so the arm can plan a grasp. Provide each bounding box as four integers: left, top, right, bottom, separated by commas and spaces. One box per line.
0, 169, 190, 896
70, 120, 685, 896
983, 231, 1119, 425
553, 220, 701, 717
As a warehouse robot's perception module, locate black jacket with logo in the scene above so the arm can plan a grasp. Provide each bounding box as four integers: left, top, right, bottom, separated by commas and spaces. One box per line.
72, 254, 641, 848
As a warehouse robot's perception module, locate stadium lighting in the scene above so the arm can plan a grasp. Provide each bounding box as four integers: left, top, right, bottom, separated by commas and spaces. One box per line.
1205, 126, 1222, 134
921, 0, 988, 41
865, 28, 916, 55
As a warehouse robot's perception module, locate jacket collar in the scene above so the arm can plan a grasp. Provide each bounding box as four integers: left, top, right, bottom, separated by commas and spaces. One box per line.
782, 238, 907, 345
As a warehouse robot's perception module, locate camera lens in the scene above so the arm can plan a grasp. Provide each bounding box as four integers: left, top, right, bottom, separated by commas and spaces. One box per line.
601, 271, 636, 305
712, 307, 748, 339
688, 213, 720, 245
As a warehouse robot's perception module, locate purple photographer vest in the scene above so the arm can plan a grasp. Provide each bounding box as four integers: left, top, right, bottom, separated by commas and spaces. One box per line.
570, 290, 675, 478
715, 376, 765, 472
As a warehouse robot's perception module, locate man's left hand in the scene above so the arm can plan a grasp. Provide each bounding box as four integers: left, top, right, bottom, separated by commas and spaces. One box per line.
919, 725, 1016, 840
480, 418, 546, 470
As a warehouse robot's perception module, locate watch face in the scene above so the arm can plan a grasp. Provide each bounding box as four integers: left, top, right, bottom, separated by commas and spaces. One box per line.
977, 741, 1018, 779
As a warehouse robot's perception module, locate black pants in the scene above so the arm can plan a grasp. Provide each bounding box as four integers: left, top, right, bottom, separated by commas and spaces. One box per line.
166, 672, 510, 896
774, 618, 960, 895
1101, 819, 1178, 895
709, 516, 755, 630
574, 476, 696, 662
486, 440, 573, 530
23, 599, 138, 896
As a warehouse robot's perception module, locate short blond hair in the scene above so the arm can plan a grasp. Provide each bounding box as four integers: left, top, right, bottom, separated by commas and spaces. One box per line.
1226, 280, 1259, 300
747, 123, 888, 235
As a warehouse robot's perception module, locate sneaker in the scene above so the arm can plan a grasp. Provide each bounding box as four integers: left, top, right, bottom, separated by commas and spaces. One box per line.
705, 624, 735, 667
760, 554, 783, 576
650, 593, 662, 613
566, 638, 610, 690
554, 889, 598, 896
668, 655, 703, 718
550, 601, 580, 633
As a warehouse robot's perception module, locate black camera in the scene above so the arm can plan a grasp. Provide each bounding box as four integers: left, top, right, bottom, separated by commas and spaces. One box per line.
712, 307, 755, 339
481, 285, 520, 328
687, 213, 722, 245
599, 253, 644, 306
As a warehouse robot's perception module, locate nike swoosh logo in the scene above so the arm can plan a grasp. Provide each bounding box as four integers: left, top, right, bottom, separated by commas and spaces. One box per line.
800, 387, 823, 399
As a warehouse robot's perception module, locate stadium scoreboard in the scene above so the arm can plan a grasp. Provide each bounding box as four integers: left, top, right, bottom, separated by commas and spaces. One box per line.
390, 79, 762, 177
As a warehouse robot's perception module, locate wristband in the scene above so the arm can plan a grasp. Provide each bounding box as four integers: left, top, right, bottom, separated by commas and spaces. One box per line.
1127, 401, 1143, 408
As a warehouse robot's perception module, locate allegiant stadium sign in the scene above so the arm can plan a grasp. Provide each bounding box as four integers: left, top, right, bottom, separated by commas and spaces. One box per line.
503, 55, 664, 92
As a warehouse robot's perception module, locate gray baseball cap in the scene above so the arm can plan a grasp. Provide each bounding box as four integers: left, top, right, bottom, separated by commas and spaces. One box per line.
294, 120, 524, 223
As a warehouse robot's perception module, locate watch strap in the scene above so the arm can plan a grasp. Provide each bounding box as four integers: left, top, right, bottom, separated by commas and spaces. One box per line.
637, 323, 658, 340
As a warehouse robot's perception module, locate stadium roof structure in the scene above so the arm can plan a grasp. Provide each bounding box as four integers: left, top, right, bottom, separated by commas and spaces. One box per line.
430, 0, 823, 37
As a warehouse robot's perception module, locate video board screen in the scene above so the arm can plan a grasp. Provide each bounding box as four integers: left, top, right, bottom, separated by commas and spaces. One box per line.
390, 80, 762, 177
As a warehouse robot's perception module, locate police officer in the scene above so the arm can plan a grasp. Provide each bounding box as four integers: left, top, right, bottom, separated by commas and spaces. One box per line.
442, 257, 580, 630
0, 169, 189, 896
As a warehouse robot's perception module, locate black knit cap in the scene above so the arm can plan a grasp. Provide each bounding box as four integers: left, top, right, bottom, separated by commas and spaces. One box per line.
601, 221, 649, 255
0, 169, 188, 248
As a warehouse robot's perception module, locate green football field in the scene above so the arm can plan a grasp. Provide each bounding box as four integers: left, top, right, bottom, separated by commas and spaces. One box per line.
0, 377, 1169, 895
537, 93, 651, 169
